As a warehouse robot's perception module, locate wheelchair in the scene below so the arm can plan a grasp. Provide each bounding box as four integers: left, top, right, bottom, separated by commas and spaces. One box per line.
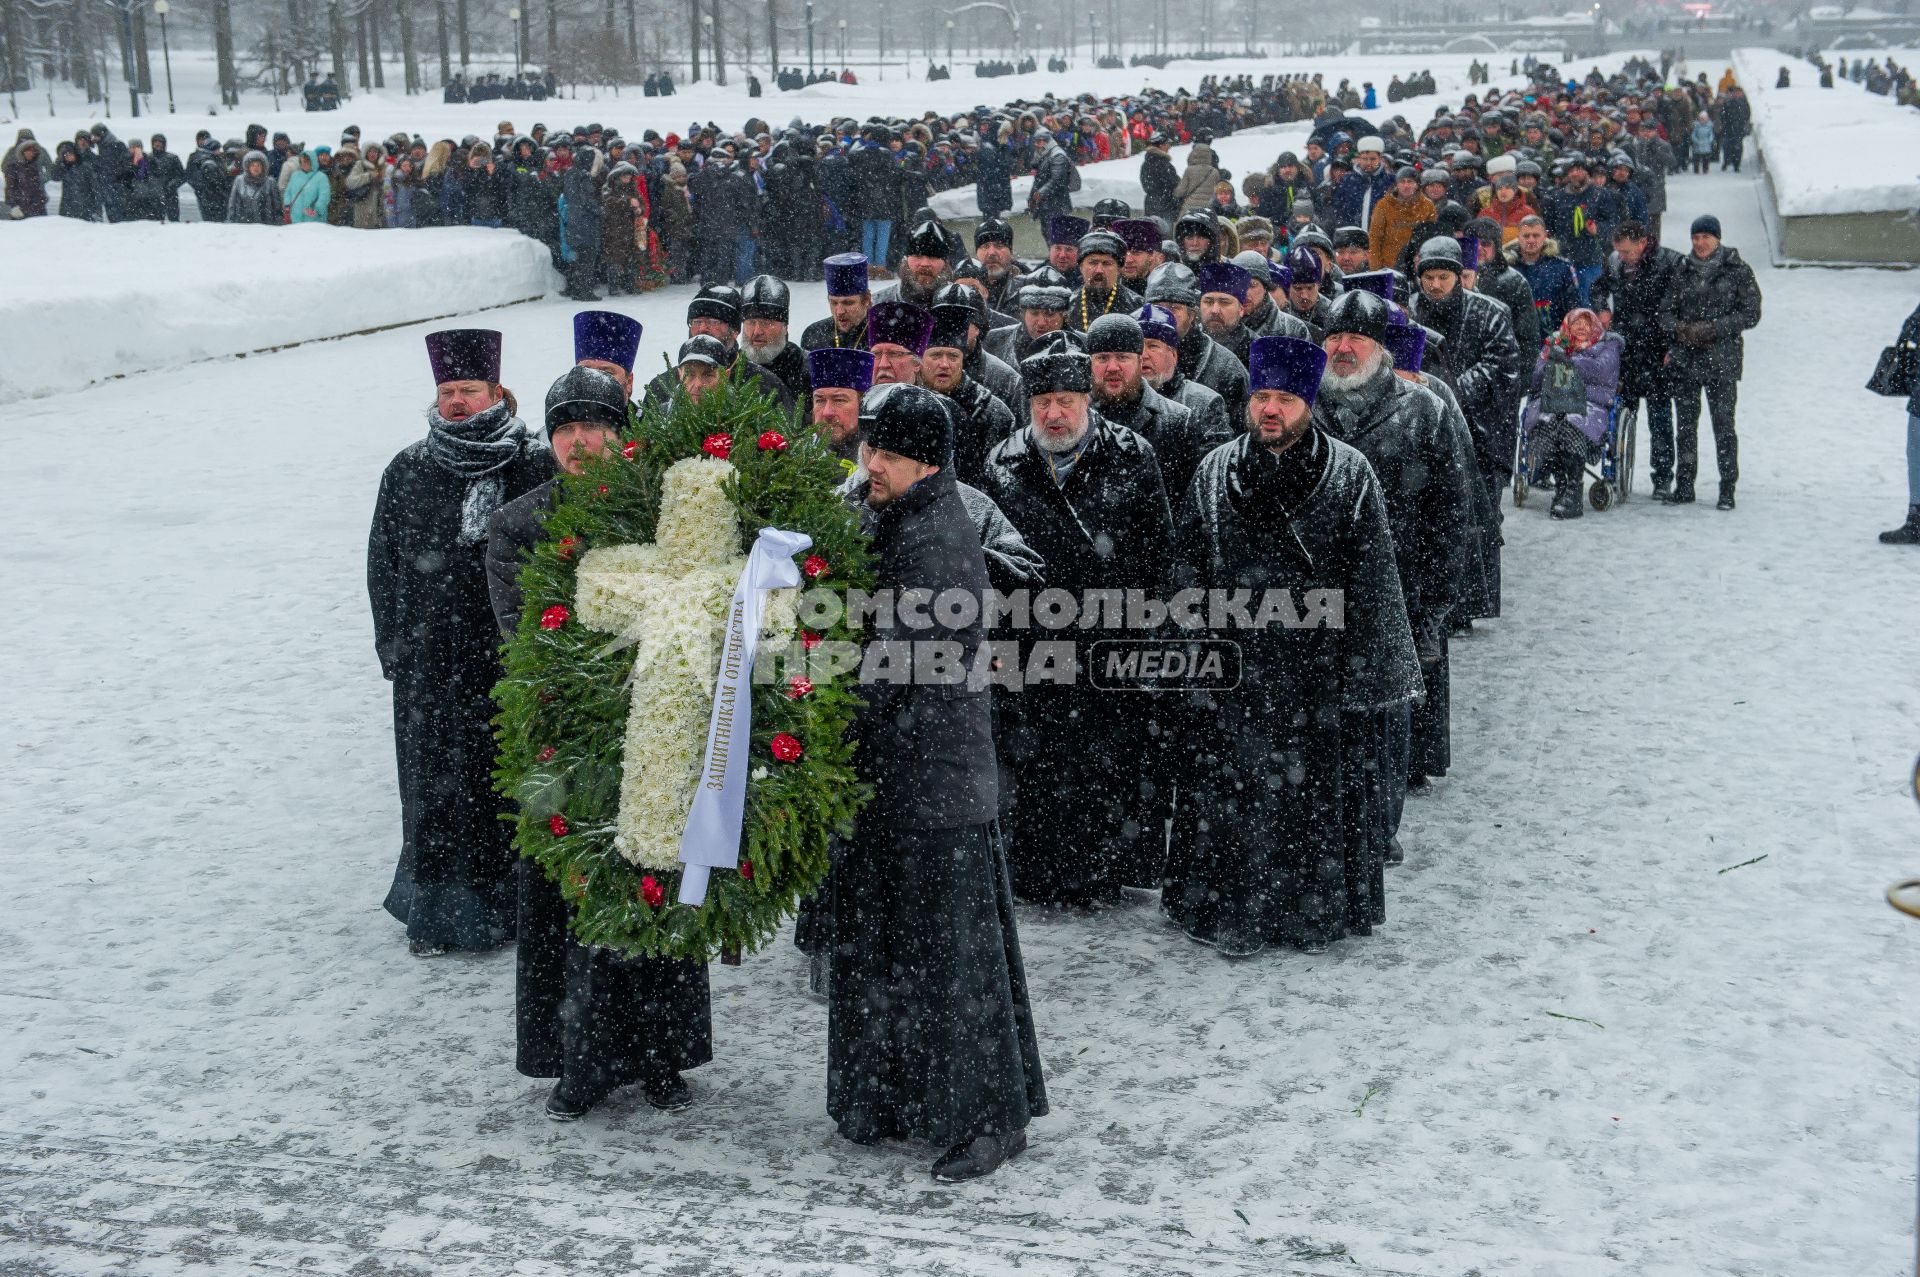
1513, 394, 1637, 512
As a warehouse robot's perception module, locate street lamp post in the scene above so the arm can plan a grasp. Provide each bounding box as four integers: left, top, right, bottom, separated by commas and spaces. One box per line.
117, 1, 140, 117
945, 18, 953, 66
153, 0, 176, 112
806, 0, 814, 75
509, 6, 521, 70
836, 16, 844, 66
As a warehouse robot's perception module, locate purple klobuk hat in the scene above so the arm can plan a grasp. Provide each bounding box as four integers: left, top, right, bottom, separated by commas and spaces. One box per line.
1341, 270, 1398, 302
1248, 335, 1329, 404
807, 347, 875, 392
1045, 214, 1092, 246
1381, 321, 1428, 373
1112, 218, 1162, 253
1197, 261, 1252, 305
426, 328, 502, 385
572, 310, 642, 372
866, 301, 935, 356
1454, 234, 1481, 266
823, 252, 870, 297
1284, 245, 1322, 284
1133, 304, 1178, 346
1272, 264, 1295, 292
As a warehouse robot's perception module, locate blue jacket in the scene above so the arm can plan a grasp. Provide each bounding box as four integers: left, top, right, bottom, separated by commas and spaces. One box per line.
1332, 166, 1394, 229
1542, 183, 1618, 269
285, 153, 331, 223
1509, 246, 1581, 335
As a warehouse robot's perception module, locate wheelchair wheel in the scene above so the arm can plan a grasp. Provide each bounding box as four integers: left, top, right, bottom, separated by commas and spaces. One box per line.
1589, 481, 1613, 511
1617, 402, 1639, 502
1513, 472, 1529, 508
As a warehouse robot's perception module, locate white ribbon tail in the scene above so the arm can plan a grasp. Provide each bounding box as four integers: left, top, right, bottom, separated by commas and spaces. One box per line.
676, 527, 813, 906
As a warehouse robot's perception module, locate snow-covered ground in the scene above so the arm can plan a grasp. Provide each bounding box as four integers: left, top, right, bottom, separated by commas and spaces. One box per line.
0, 218, 555, 404
3, 65, 1919, 1277
1731, 46, 1920, 217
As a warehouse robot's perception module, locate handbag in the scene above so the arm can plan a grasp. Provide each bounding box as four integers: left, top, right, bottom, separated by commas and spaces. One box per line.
1867, 340, 1919, 398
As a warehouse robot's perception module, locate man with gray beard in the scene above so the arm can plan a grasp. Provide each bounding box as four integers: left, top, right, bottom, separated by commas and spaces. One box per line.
871, 219, 954, 308
980, 333, 1174, 904
1312, 289, 1476, 838
1135, 304, 1233, 450
739, 275, 810, 400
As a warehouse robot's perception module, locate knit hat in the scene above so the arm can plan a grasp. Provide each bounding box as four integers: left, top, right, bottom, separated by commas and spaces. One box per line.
1690, 214, 1721, 239
1085, 313, 1144, 356
1144, 262, 1201, 307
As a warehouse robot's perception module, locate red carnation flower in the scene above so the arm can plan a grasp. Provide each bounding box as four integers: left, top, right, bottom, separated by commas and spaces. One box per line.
540, 605, 570, 630
802, 554, 830, 580
787, 676, 814, 699
537, 745, 557, 762
549, 814, 570, 837
597, 484, 609, 495
640, 875, 665, 908
622, 439, 640, 460
800, 629, 823, 650
757, 430, 788, 452
739, 861, 754, 881
701, 433, 733, 460
770, 733, 804, 763
555, 536, 579, 559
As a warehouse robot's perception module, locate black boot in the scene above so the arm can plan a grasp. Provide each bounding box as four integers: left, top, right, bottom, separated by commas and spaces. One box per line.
1880, 506, 1920, 544
1716, 484, 1736, 511
931, 1128, 1028, 1182
1550, 447, 1584, 520
1648, 475, 1672, 501
1667, 478, 1696, 504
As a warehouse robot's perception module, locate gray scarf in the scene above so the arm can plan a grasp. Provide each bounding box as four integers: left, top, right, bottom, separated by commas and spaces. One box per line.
424, 399, 530, 544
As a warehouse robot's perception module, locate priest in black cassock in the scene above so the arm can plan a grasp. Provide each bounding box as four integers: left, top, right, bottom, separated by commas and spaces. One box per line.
1164, 335, 1423, 959
828, 383, 1047, 1183
369, 329, 551, 955
485, 365, 712, 1122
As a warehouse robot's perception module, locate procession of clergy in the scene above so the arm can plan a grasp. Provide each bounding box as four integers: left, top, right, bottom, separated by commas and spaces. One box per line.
368, 209, 1508, 1183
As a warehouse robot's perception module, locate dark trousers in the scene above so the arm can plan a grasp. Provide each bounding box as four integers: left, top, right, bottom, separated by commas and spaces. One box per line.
1374, 703, 1411, 846
1721, 135, 1744, 171
1636, 394, 1679, 484
1673, 378, 1739, 489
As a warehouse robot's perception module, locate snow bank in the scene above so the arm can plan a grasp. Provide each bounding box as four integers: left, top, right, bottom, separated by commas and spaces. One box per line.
0, 218, 556, 403
926, 123, 1313, 220
1731, 46, 1920, 217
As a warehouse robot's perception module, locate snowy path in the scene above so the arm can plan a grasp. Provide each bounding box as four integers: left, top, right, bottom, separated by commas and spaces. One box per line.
2, 166, 1917, 1277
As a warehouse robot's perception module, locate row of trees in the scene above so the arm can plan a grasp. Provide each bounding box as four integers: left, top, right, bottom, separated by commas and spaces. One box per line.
0, 0, 1335, 112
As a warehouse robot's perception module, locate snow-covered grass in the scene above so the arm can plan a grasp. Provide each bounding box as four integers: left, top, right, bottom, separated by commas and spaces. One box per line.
0, 217, 556, 404
0, 151, 1917, 1275
1731, 45, 1920, 217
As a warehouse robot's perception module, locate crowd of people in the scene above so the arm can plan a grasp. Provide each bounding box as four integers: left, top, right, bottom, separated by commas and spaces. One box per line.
354, 51, 1788, 1191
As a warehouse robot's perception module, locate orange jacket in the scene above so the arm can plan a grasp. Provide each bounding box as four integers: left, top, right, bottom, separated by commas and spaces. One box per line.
1368, 191, 1435, 272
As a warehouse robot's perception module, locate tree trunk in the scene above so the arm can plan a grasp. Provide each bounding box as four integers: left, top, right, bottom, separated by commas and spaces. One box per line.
766, 0, 776, 69
399, 0, 418, 91
330, 0, 349, 87
355, 7, 370, 88
369, 0, 386, 88
689, 0, 701, 81
709, 0, 723, 84
546, 0, 557, 61
435, 0, 450, 82
133, 5, 153, 94
212, 0, 240, 104
626, 0, 638, 61
457, 0, 470, 69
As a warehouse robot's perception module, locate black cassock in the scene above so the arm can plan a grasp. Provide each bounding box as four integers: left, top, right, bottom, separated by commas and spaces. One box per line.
828, 468, 1048, 1147
368, 434, 551, 949
1164, 432, 1422, 950
483, 482, 713, 1090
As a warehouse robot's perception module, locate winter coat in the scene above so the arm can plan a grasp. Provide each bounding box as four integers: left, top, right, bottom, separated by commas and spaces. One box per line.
1719, 93, 1751, 142
562, 156, 604, 260
1164, 430, 1420, 949
973, 141, 1013, 217
1161, 370, 1233, 447
1411, 287, 1524, 473
285, 156, 332, 224
1483, 190, 1536, 243
1689, 120, 1717, 156
1140, 148, 1180, 223
1607, 179, 1649, 228
846, 143, 899, 222
1541, 183, 1618, 269
1628, 138, 1674, 214
1027, 143, 1076, 222
1175, 323, 1251, 418
1474, 254, 1540, 354
385, 167, 420, 228
1368, 190, 1435, 272
226, 153, 285, 225
1508, 243, 1581, 335
600, 167, 645, 274
190, 145, 234, 222
944, 375, 1019, 488
1095, 382, 1225, 505
851, 465, 1000, 830
325, 155, 352, 227
345, 154, 384, 229
55, 148, 100, 221
1592, 244, 1683, 399
1333, 166, 1395, 230
4, 143, 48, 217
1525, 333, 1623, 444
1171, 144, 1223, 213
1658, 245, 1762, 385
122, 151, 165, 220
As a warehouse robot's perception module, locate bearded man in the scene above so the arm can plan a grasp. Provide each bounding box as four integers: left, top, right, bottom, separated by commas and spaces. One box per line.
739, 274, 810, 399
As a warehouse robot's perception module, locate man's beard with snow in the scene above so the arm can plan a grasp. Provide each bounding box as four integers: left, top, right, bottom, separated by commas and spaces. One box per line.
1320, 345, 1391, 397
740, 337, 783, 366
1033, 414, 1091, 455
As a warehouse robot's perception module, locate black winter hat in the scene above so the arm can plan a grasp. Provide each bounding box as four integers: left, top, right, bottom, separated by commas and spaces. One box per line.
902, 219, 950, 259
688, 284, 742, 328
974, 216, 1014, 247
1690, 214, 1721, 239
859, 383, 953, 467
1020, 331, 1094, 396
543, 366, 629, 435
1085, 313, 1144, 356
740, 274, 790, 321
1415, 235, 1464, 275
1322, 289, 1392, 344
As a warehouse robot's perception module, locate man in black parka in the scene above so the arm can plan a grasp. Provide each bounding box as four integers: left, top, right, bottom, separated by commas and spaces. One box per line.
828, 383, 1047, 1183
369, 330, 552, 954
484, 351, 712, 1123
